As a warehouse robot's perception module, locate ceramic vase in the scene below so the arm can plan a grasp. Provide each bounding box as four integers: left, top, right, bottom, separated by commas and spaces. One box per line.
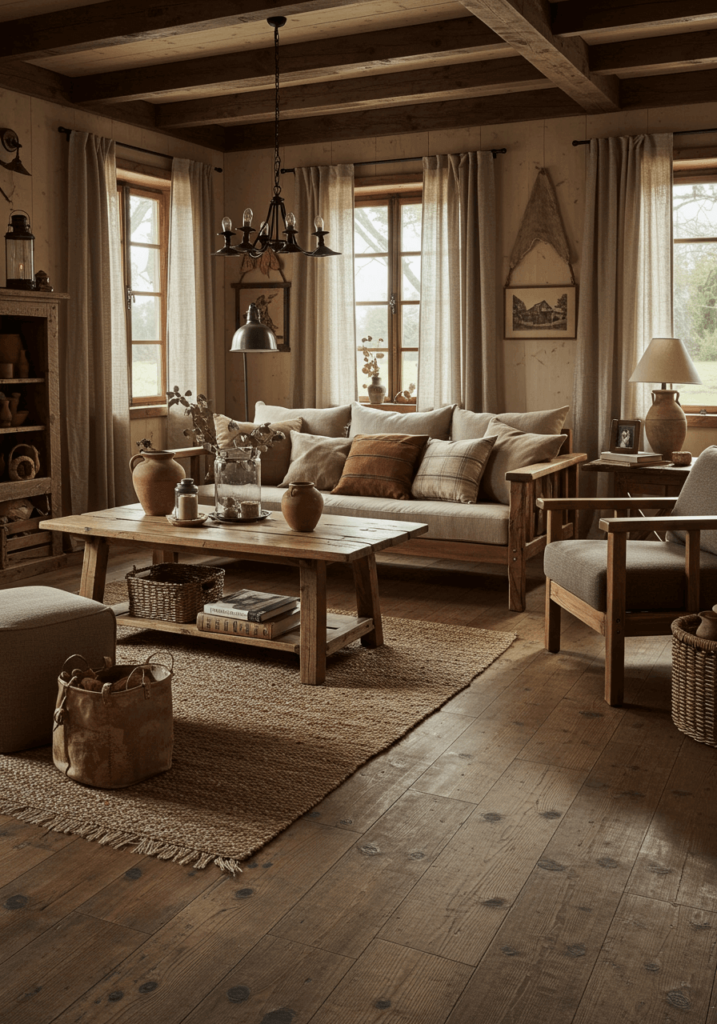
129, 450, 185, 516
281, 481, 324, 532
367, 376, 387, 405
644, 389, 687, 461
0, 398, 11, 428
696, 611, 717, 642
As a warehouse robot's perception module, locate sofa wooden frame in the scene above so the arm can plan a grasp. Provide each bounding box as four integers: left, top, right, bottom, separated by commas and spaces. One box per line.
171, 431, 586, 614
538, 494, 717, 706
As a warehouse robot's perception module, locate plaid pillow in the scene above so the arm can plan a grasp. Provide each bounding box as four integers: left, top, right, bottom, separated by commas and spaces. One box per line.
332, 433, 428, 500
411, 435, 497, 504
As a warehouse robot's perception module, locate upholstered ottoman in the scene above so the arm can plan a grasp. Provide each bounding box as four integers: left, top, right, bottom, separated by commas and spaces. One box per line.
0, 586, 116, 753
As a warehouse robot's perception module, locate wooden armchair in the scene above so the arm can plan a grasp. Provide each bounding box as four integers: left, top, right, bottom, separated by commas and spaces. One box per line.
538, 446, 717, 705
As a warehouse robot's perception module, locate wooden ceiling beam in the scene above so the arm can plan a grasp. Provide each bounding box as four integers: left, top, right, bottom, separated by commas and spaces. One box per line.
553, 0, 717, 37
591, 29, 717, 75
70, 17, 509, 103
0, 0, 368, 63
156, 57, 550, 128
224, 88, 584, 150
459, 0, 620, 112
621, 65, 717, 109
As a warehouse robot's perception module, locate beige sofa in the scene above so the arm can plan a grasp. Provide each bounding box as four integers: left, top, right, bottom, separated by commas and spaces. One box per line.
176, 401, 586, 613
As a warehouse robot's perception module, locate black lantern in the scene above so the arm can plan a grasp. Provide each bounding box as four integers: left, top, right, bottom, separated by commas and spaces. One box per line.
5, 212, 35, 290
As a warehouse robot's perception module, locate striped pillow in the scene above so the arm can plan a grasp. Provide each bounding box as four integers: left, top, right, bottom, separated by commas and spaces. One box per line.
332, 433, 428, 500
411, 435, 498, 504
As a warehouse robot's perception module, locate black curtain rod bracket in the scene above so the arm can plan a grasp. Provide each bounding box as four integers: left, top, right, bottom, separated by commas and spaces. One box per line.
281, 147, 507, 175
573, 127, 717, 147
58, 126, 223, 172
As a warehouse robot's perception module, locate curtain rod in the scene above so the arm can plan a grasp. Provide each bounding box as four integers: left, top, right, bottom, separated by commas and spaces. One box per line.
572, 127, 717, 147
57, 127, 223, 172
280, 148, 507, 173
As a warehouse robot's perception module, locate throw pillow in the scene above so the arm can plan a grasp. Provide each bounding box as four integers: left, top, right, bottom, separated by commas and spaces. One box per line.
451, 405, 570, 442
254, 401, 351, 438
349, 401, 456, 440
332, 433, 429, 500
479, 418, 565, 504
212, 415, 302, 486
280, 431, 352, 491
411, 435, 498, 504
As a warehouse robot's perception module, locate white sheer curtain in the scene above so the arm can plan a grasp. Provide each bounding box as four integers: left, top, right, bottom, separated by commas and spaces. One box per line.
167, 158, 216, 446
418, 152, 499, 412
290, 164, 356, 407
573, 133, 673, 463
66, 131, 132, 514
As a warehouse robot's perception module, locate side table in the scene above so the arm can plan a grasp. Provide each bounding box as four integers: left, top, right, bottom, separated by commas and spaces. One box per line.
582, 459, 691, 540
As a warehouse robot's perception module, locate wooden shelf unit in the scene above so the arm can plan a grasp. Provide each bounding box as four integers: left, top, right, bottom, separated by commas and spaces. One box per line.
0, 289, 68, 583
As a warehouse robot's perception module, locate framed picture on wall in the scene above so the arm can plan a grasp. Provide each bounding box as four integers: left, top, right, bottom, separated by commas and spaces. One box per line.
504, 285, 577, 340
609, 418, 642, 455
232, 281, 290, 352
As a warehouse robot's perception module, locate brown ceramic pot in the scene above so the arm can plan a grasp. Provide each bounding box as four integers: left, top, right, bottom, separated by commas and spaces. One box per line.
281, 481, 324, 532
129, 450, 185, 515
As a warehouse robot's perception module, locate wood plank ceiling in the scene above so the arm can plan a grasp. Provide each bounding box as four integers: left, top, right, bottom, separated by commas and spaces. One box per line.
2, 0, 717, 153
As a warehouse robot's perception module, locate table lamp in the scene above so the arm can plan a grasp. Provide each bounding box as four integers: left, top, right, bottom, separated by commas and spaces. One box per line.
628, 337, 702, 460
229, 302, 278, 420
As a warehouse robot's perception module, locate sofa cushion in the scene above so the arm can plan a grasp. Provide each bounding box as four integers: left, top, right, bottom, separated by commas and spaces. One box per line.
213, 415, 302, 486
452, 405, 570, 442
333, 433, 428, 500
280, 431, 351, 491
665, 446, 717, 554
411, 435, 497, 504
479, 419, 565, 504
545, 539, 717, 612
349, 401, 455, 440
254, 401, 351, 438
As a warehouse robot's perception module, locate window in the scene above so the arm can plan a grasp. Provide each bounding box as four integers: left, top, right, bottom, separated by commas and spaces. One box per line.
673, 176, 717, 412
354, 194, 422, 402
117, 182, 169, 405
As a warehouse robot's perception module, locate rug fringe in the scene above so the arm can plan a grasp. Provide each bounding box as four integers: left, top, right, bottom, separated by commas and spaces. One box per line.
0, 802, 243, 875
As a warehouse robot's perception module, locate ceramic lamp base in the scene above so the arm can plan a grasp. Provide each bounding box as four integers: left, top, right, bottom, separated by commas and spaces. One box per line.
644, 389, 687, 461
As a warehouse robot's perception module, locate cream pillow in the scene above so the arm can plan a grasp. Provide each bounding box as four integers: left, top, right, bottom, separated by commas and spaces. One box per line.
254, 401, 351, 438
411, 435, 497, 504
451, 406, 569, 442
350, 401, 455, 440
280, 431, 352, 491
479, 418, 565, 504
213, 415, 302, 486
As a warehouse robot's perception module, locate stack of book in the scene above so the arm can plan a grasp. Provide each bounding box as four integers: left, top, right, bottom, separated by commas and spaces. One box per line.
600, 451, 666, 466
197, 589, 300, 639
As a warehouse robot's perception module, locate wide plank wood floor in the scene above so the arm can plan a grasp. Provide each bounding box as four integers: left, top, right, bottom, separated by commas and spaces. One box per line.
1, 546, 715, 1024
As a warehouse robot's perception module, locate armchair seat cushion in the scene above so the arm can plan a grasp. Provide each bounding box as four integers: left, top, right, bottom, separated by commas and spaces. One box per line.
545, 540, 717, 612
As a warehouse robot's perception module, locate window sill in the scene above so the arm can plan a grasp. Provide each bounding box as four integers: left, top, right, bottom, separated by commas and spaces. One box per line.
130, 404, 168, 420
686, 413, 717, 428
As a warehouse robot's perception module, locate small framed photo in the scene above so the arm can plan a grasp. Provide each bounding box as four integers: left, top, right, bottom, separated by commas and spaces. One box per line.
504, 285, 577, 339
609, 418, 642, 454
232, 281, 290, 352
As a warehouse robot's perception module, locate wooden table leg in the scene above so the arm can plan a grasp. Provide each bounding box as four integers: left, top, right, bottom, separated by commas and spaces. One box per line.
79, 537, 110, 602
299, 559, 327, 686
352, 554, 384, 648
153, 548, 179, 564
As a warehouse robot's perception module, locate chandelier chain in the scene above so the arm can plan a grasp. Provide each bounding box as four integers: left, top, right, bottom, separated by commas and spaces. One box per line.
273, 22, 281, 195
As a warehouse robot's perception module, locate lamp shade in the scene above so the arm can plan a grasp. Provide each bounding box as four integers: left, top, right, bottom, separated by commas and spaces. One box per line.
628, 337, 702, 386
229, 303, 278, 352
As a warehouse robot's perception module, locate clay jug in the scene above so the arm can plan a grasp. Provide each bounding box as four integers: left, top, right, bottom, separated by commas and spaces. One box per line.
129, 450, 185, 516
696, 611, 717, 642
0, 397, 11, 428
281, 481, 324, 532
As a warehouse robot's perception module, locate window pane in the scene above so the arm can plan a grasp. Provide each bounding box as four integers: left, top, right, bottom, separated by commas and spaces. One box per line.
401, 203, 422, 251
402, 304, 419, 347
402, 256, 421, 301
401, 350, 418, 396
129, 195, 159, 244
354, 206, 388, 254
356, 305, 388, 347
132, 344, 162, 397
131, 294, 161, 340
674, 182, 717, 239
674, 238, 717, 406
131, 245, 161, 293
355, 255, 389, 302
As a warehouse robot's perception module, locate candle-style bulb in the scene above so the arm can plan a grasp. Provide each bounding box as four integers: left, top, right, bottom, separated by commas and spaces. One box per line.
286, 212, 296, 228
314, 215, 324, 231
221, 216, 232, 232
259, 221, 269, 236
242, 208, 253, 226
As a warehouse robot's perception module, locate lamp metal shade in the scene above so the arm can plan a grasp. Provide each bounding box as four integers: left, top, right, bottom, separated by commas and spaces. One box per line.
628, 337, 702, 386
229, 303, 278, 352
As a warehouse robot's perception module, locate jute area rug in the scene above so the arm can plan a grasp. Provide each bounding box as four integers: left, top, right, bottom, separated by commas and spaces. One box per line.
1, 585, 515, 874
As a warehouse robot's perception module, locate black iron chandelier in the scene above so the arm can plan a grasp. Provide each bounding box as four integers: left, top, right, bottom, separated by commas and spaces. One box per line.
214, 16, 340, 260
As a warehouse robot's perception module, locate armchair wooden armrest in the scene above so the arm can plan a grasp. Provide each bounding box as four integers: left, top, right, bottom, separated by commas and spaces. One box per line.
168, 446, 206, 482
506, 452, 586, 483
599, 514, 717, 533
538, 496, 678, 512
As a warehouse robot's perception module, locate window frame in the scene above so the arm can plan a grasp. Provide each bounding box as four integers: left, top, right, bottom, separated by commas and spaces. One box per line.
117, 179, 170, 408
354, 189, 422, 403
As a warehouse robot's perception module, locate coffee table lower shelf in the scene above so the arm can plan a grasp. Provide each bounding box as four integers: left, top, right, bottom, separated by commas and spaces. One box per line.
114, 609, 374, 656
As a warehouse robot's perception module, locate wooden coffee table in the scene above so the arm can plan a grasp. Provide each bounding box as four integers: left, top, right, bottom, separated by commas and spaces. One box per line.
41, 505, 428, 686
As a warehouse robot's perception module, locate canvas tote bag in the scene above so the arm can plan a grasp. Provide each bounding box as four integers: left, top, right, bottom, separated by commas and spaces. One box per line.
53, 652, 174, 789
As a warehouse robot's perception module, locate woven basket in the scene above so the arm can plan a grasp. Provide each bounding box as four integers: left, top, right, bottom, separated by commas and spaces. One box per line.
126, 563, 225, 624
671, 614, 717, 747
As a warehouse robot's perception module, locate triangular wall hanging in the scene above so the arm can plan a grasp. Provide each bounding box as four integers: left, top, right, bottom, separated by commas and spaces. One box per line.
506, 168, 574, 286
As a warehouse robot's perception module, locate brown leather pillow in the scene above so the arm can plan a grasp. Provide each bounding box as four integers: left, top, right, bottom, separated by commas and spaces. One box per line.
332, 433, 429, 500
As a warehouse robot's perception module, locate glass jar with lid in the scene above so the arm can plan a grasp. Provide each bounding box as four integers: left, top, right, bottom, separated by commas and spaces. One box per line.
214, 448, 261, 520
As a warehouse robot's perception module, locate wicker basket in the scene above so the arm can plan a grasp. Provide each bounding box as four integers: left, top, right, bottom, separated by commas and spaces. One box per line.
126, 563, 225, 623
671, 614, 717, 747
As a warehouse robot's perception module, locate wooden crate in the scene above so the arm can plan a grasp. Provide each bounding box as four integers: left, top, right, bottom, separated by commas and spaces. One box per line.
0, 514, 52, 569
